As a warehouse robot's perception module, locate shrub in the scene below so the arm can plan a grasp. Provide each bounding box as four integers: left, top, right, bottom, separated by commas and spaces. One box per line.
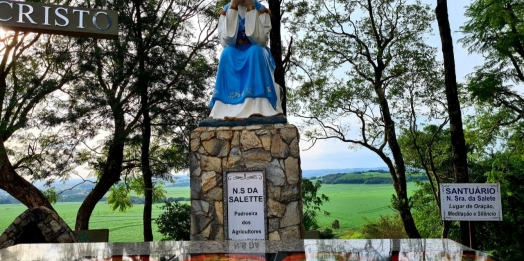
155, 201, 191, 240
302, 179, 330, 231
360, 214, 407, 239
320, 228, 335, 239
303, 211, 320, 231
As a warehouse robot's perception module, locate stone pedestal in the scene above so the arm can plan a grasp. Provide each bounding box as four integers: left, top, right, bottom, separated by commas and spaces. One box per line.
190, 123, 304, 240
0, 207, 77, 249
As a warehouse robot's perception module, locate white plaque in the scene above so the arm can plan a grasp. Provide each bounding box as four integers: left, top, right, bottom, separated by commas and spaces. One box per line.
440, 183, 503, 221
226, 171, 266, 240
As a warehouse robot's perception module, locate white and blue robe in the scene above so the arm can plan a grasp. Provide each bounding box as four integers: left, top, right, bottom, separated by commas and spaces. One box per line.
209, 0, 283, 119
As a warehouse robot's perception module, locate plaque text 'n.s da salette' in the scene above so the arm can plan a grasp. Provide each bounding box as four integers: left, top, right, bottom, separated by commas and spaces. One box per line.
226, 171, 265, 240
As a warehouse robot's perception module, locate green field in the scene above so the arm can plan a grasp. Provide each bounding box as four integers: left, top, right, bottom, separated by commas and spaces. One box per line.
0, 184, 416, 242
313, 183, 417, 238
0, 187, 191, 242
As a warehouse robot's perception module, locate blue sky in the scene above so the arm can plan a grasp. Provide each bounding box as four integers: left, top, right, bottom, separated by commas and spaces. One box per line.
289, 0, 484, 170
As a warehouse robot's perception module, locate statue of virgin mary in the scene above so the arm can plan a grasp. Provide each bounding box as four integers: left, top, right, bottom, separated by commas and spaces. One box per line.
209, 0, 283, 120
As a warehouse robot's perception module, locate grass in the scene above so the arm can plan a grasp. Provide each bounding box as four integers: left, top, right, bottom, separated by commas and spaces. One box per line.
315, 184, 398, 229
313, 183, 414, 238
0, 202, 165, 242
0, 187, 191, 242
163, 186, 191, 199
0, 183, 417, 242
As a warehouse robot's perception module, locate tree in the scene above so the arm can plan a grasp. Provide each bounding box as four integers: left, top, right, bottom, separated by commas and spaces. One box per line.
301, 179, 329, 230
40, 0, 217, 235
409, 181, 455, 239
464, 128, 524, 260
398, 125, 456, 238
106, 183, 133, 213
0, 31, 80, 211
129, 0, 216, 241
435, 0, 474, 247
460, 0, 524, 189
288, 0, 440, 238
460, 0, 524, 249
0, 0, 216, 241
461, 0, 524, 127
267, 0, 290, 115
460, 0, 524, 248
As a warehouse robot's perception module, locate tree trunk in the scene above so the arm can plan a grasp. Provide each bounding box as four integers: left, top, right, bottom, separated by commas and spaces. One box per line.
441, 220, 451, 238
435, 0, 475, 248
75, 131, 125, 230
134, 0, 154, 242
140, 107, 154, 242
375, 82, 421, 238
139, 55, 154, 242
0, 142, 54, 211
268, 0, 287, 115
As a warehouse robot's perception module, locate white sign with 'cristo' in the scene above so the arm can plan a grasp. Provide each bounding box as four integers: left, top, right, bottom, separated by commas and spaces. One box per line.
0, 0, 118, 39
226, 171, 265, 240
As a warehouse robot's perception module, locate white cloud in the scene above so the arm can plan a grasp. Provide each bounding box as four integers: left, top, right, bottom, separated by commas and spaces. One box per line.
287, 115, 385, 170
297, 137, 383, 170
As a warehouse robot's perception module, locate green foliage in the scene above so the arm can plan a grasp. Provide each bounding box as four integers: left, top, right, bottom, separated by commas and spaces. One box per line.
106, 183, 133, 213
8, 131, 81, 183
319, 228, 335, 239
470, 147, 524, 260
396, 125, 463, 239
106, 177, 168, 213
288, 0, 441, 131
409, 181, 460, 240
360, 214, 407, 239
216, 0, 230, 11
33, 0, 217, 230
461, 0, 524, 126
461, 0, 524, 64
288, 0, 440, 238
397, 125, 455, 183
302, 179, 330, 230
0, 33, 82, 208
303, 211, 319, 231
122, 141, 188, 181
129, 178, 167, 202
155, 201, 191, 241
462, 10, 524, 250
42, 188, 58, 205
389, 194, 412, 213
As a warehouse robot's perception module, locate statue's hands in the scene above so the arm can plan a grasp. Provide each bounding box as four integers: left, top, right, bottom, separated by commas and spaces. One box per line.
231, 0, 243, 6
243, 0, 254, 7
232, 0, 253, 7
